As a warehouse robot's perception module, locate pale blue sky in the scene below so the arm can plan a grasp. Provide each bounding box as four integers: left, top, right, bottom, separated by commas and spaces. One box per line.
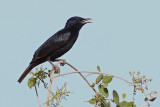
0, 0, 160, 107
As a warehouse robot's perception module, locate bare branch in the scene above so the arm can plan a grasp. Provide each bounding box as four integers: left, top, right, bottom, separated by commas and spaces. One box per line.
45, 69, 53, 107
35, 86, 41, 107
54, 70, 134, 85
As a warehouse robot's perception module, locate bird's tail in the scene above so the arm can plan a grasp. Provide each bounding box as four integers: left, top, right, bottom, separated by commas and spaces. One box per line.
18, 64, 36, 83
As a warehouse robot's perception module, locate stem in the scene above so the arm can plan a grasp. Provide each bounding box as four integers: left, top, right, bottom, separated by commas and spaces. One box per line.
54, 71, 134, 85
35, 86, 41, 107
45, 69, 53, 107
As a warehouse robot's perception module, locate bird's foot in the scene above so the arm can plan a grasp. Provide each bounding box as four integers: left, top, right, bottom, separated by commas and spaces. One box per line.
48, 60, 60, 74
55, 59, 66, 66
51, 64, 60, 74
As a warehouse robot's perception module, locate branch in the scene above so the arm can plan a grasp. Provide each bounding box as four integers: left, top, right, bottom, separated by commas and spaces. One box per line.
54, 71, 134, 85
35, 86, 41, 107
45, 67, 53, 107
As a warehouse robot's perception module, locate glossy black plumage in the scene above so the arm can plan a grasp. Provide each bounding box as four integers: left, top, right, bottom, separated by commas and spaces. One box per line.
18, 16, 91, 83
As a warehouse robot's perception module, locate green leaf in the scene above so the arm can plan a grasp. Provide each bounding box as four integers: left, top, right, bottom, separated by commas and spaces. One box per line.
87, 98, 96, 104
113, 90, 119, 105
127, 102, 134, 106
101, 101, 111, 107
97, 66, 101, 72
102, 76, 113, 83
35, 70, 42, 76
101, 102, 105, 107
110, 99, 114, 102
103, 83, 108, 88
108, 101, 111, 107
120, 101, 135, 107
132, 104, 136, 107
29, 71, 35, 76
105, 101, 111, 107
122, 93, 126, 100
97, 94, 108, 104
120, 101, 127, 107
96, 74, 103, 84
144, 97, 148, 102
98, 85, 109, 97
28, 77, 37, 88
91, 83, 95, 87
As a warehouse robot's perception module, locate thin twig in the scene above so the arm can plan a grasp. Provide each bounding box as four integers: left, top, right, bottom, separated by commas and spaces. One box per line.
54, 71, 134, 85
35, 86, 41, 107
85, 73, 94, 77
45, 69, 53, 107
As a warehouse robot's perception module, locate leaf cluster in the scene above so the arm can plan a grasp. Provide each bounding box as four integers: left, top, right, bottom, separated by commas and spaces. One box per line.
26, 65, 157, 107
47, 82, 72, 107
27, 66, 72, 107
88, 66, 136, 107
129, 71, 157, 106
28, 67, 48, 88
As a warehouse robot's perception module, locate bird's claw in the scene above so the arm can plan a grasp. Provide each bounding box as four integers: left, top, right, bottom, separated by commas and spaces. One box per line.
55, 59, 66, 66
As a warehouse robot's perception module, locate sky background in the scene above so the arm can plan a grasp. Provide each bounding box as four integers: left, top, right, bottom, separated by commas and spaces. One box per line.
0, 0, 160, 107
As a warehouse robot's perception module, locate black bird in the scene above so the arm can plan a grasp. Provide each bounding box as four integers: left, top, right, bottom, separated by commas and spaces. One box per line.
18, 16, 91, 83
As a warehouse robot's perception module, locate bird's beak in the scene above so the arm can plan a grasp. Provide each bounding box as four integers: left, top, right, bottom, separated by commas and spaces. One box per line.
82, 18, 92, 24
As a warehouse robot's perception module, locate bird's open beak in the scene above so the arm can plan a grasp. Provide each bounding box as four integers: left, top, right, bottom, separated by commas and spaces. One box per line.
82, 18, 92, 24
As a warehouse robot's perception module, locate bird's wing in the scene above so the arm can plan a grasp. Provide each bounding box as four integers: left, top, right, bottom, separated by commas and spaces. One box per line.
31, 32, 70, 63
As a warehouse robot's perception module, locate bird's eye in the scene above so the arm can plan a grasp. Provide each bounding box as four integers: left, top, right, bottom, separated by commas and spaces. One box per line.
77, 19, 81, 22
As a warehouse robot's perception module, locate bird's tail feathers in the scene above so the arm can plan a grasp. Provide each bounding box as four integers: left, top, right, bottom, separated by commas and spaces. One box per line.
18, 64, 35, 83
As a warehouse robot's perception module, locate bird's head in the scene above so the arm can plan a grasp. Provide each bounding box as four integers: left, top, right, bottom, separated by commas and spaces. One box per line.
65, 16, 92, 30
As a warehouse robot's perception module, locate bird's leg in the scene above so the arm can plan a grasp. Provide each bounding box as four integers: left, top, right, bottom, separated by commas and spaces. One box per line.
55, 59, 66, 66
48, 60, 60, 74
